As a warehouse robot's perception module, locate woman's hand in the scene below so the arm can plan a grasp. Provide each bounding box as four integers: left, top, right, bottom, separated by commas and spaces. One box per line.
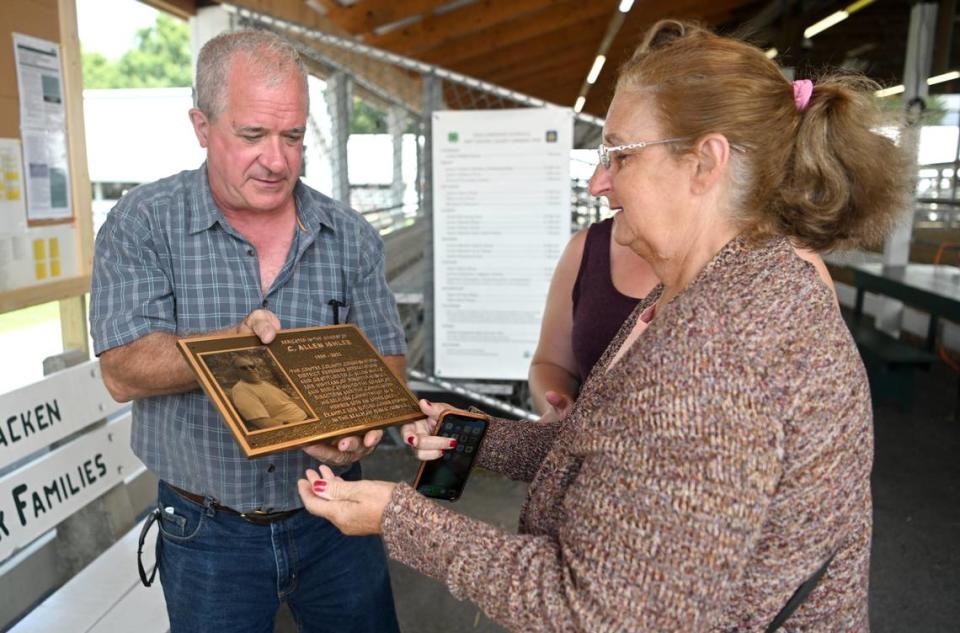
399, 399, 460, 461
541, 390, 574, 424
297, 465, 396, 535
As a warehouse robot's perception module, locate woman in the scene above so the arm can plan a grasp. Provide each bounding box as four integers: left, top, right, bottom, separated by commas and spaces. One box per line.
299, 20, 904, 631
527, 200, 658, 415
529, 186, 838, 417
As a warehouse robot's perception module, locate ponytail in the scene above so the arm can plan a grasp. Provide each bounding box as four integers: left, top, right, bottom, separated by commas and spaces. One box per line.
773, 74, 908, 251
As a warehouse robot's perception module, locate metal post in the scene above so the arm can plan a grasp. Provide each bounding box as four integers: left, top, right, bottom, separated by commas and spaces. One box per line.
877, 2, 937, 334
421, 73, 443, 375
189, 5, 232, 67
388, 106, 405, 209
326, 72, 352, 204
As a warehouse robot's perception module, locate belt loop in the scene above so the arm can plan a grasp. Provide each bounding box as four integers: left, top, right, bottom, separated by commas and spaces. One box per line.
202, 495, 216, 518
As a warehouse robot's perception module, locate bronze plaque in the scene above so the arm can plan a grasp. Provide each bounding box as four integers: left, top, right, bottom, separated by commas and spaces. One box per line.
177, 324, 421, 458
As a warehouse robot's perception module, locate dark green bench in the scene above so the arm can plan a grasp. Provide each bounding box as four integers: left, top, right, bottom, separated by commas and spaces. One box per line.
843, 312, 938, 409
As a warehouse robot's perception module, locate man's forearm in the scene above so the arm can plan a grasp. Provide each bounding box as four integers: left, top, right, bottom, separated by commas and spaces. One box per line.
99, 309, 281, 403
99, 331, 199, 402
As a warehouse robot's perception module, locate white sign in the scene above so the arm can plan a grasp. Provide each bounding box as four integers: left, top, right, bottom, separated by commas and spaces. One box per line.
433, 108, 572, 379
12, 34, 66, 131
0, 139, 27, 237
0, 415, 136, 562
13, 34, 72, 223
21, 128, 72, 222
0, 360, 126, 469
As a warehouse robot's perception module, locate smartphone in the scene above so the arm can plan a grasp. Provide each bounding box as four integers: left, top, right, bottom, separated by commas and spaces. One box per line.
413, 409, 489, 501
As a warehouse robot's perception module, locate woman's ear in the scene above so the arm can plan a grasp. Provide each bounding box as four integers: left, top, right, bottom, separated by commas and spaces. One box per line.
690, 133, 730, 194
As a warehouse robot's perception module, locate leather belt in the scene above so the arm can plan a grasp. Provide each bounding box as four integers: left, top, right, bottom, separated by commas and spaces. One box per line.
168, 485, 301, 526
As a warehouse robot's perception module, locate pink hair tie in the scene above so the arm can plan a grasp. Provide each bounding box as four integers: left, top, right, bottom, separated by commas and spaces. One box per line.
793, 79, 814, 112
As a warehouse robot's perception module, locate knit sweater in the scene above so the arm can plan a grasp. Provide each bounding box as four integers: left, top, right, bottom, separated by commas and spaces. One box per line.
381, 235, 872, 632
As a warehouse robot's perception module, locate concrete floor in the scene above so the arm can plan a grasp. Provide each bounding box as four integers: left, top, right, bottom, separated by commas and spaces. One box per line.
277, 362, 960, 633
868, 361, 960, 633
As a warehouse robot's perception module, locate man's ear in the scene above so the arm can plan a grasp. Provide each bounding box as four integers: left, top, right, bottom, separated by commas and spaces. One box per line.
188, 108, 210, 148
690, 133, 730, 195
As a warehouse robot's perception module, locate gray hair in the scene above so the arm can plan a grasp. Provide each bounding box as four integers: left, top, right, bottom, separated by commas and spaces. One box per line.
195, 30, 308, 119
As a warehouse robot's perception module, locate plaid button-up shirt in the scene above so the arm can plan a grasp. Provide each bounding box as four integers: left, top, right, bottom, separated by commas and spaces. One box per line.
91, 166, 406, 512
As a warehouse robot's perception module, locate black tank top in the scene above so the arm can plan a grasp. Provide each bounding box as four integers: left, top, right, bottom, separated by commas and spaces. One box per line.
571, 218, 641, 381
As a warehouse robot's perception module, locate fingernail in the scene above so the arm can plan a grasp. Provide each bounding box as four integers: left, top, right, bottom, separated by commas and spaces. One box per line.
448, 439, 457, 448
406, 436, 415, 446
313, 480, 326, 493
423, 399, 432, 406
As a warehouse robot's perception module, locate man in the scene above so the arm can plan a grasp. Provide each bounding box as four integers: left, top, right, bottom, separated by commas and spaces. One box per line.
229, 354, 307, 430
90, 30, 404, 633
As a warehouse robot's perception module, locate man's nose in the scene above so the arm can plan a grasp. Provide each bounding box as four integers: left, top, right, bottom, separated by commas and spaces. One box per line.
259, 136, 286, 174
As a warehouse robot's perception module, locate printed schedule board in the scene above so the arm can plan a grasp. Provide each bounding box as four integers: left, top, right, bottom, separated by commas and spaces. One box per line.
433, 108, 573, 379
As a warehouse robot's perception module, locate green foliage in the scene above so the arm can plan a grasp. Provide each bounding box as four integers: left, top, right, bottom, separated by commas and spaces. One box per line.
351, 98, 388, 134
876, 94, 951, 125
0, 302, 60, 334
82, 14, 192, 89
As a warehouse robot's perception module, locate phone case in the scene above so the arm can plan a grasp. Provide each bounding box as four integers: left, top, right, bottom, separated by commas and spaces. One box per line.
413, 409, 490, 500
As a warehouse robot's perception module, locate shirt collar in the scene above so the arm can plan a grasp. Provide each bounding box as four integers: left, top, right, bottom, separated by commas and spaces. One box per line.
292, 180, 336, 235
188, 165, 336, 235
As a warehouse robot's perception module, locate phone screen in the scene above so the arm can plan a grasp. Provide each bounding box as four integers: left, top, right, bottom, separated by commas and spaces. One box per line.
414, 412, 488, 501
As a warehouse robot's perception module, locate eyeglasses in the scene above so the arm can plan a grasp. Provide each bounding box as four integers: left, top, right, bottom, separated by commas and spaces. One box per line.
597, 137, 689, 170
138, 510, 160, 587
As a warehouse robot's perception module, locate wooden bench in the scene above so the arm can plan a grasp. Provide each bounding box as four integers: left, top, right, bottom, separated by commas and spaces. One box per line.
10, 517, 167, 633
0, 358, 167, 632
843, 313, 938, 409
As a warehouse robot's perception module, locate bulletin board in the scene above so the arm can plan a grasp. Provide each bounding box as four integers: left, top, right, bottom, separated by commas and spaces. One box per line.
0, 0, 93, 314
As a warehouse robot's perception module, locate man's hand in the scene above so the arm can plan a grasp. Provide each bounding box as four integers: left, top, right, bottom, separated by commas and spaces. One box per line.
236, 309, 282, 344
301, 429, 383, 467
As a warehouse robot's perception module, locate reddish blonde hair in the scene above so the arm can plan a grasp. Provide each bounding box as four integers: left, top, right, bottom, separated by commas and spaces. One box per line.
616, 20, 908, 251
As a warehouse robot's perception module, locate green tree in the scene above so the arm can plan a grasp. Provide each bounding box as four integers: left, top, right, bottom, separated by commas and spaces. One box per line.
351, 98, 388, 134
82, 14, 192, 89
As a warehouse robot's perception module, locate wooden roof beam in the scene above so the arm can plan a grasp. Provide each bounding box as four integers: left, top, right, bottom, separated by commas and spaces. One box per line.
318, 0, 447, 35
367, 0, 568, 56
416, 0, 617, 67
513, 67, 592, 101
140, 0, 196, 20
484, 42, 602, 86
447, 14, 609, 80
228, 0, 346, 34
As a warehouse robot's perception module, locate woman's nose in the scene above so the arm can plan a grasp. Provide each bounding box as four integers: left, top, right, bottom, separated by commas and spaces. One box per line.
588, 164, 612, 198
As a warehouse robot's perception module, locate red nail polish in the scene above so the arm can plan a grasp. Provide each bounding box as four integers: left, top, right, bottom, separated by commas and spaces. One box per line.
406, 436, 415, 445
313, 480, 326, 492
448, 439, 457, 448
423, 399, 432, 406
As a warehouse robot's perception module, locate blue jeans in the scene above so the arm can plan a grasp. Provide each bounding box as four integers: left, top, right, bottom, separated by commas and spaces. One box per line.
154, 465, 400, 633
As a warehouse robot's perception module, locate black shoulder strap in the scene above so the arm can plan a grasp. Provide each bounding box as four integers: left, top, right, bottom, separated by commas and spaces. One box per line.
765, 552, 836, 633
